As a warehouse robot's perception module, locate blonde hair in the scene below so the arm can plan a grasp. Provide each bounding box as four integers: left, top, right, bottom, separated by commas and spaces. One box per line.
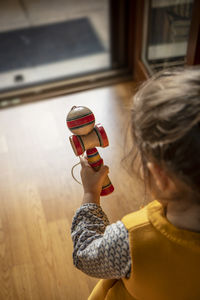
131, 67, 200, 199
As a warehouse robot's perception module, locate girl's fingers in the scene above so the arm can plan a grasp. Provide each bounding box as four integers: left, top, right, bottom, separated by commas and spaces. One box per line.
79, 155, 89, 168
100, 165, 109, 181
100, 165, 109, 176
80, 156, 109, 183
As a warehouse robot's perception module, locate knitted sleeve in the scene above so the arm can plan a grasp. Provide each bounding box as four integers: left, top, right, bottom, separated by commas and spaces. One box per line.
71, 203, 131, 279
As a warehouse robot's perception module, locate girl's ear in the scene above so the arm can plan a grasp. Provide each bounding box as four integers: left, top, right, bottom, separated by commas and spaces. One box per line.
147, 162, 170, 192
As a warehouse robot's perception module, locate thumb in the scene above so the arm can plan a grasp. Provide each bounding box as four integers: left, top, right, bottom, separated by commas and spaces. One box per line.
79, 155, 89, 168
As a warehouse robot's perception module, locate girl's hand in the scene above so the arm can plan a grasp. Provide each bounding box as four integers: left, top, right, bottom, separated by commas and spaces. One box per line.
80, 155, 109, 205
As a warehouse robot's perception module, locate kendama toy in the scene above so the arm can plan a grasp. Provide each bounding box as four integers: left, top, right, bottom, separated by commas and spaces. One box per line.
66, 106, 114, 196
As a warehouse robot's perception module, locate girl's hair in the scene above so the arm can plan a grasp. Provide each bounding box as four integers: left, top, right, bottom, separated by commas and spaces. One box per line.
131, 67, 200, 201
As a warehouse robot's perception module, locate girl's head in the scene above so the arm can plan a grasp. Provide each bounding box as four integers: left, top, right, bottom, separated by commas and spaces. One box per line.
131, 67, 200, 204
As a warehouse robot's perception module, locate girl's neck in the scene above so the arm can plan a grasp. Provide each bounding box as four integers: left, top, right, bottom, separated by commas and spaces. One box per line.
166, 202, 200, 233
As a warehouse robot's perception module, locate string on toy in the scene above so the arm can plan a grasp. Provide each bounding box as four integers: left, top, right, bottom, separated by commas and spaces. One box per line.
71, 162, 82, 185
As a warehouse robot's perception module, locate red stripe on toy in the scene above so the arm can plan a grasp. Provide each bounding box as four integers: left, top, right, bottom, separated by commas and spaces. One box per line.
72, 135, 84, 156
101, 184, 114, 196
67, 114, 95, 129
86, 148, 98, 155
96, 124, 109, 147
90, 158, 103, 168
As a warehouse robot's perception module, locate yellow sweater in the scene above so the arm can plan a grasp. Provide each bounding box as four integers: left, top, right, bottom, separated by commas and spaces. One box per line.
88, 201, 200, 300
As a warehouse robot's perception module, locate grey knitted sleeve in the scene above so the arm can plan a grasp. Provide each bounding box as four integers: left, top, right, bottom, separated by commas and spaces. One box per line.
71, 203, 131, 279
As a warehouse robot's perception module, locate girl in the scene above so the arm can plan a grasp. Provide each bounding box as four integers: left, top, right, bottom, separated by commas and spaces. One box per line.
71, 68, 200, 300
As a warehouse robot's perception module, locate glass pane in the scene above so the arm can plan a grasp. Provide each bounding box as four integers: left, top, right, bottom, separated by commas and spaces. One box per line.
0, 0, 110, 92
142, 0, 194, 73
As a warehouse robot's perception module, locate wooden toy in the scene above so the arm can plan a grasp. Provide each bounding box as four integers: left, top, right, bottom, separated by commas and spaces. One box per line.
66, 106, 114, 196
69, 123, 109, 156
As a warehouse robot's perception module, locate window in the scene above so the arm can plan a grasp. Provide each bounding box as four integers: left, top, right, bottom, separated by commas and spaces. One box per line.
0, 0, 132, 106
142, 0, 194, 73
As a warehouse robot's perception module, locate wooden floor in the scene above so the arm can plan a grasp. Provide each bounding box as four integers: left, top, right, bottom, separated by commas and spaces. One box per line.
0, 82, 145, 300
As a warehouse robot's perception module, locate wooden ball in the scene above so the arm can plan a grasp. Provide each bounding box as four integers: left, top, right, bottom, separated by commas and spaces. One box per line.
66, 106, 95, 135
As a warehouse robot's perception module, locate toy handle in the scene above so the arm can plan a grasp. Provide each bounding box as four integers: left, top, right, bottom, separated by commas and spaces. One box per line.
86, 148, 114, 196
